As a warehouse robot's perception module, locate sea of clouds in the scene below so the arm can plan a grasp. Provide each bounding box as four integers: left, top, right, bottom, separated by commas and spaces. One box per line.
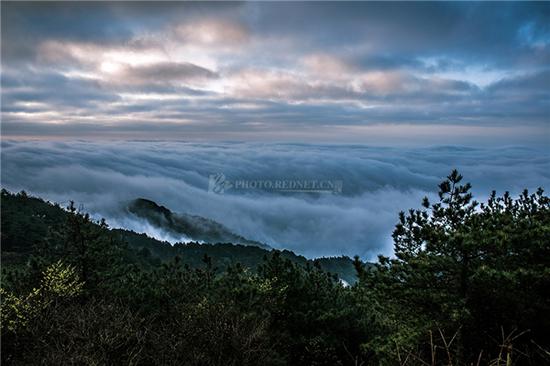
1, 140, 548, 259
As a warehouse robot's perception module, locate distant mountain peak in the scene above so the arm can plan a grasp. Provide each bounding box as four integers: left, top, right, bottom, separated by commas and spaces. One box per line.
127, 198, 270, 249
133, 198, 171, 216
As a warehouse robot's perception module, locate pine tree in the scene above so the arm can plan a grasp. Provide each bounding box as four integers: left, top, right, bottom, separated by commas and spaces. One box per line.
359, 170, 550, 365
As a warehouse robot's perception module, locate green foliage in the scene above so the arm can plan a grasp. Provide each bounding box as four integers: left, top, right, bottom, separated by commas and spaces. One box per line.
1, 175, 549, 365
40, 260, 84, 299
0, 287, 42, 333
1, 260, 84, 335
0, 189, 67, 266
356, 170, 550, 365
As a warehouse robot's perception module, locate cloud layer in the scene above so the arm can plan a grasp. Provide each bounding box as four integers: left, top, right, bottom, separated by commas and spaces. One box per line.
2, 140, 548, 259
1, 2, 549, 142
1, 4, 548, 258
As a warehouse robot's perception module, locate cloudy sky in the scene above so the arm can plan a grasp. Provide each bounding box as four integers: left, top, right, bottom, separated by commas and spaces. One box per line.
1, 2, 549, 259
1, 1, 549, 143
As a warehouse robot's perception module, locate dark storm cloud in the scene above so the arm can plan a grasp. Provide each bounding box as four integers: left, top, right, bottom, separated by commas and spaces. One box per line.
487, 69, 550, 95
2, 141, 549, 259
1, 2, 131, 61
1, 1, 549, 141
3, 2, 549, 65
1, 1, 244, 61
248, 2, 550, 64
112, 62, 219, 87
1, 68, 120, 110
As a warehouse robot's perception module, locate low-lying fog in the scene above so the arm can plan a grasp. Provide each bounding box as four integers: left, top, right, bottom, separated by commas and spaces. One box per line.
2, 140, 548, 259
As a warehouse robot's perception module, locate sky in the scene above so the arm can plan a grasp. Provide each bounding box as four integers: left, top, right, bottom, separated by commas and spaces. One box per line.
1, 2, 549, 259
1, 1, 549, 144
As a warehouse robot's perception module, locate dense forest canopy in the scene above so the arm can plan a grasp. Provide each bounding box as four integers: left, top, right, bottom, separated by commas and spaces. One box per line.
1, 170, 549, 365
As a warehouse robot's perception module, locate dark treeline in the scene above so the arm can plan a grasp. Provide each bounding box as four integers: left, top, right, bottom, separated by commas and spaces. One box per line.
1, 170, 549, 365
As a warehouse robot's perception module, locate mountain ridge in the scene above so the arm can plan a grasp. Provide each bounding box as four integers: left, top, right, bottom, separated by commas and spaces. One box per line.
127, 198, 271, 249
1, 190, 361, 283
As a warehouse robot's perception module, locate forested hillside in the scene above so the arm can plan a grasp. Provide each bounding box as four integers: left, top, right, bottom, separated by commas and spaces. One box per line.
0, 190, 359, 283
1, 171, 549, 365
